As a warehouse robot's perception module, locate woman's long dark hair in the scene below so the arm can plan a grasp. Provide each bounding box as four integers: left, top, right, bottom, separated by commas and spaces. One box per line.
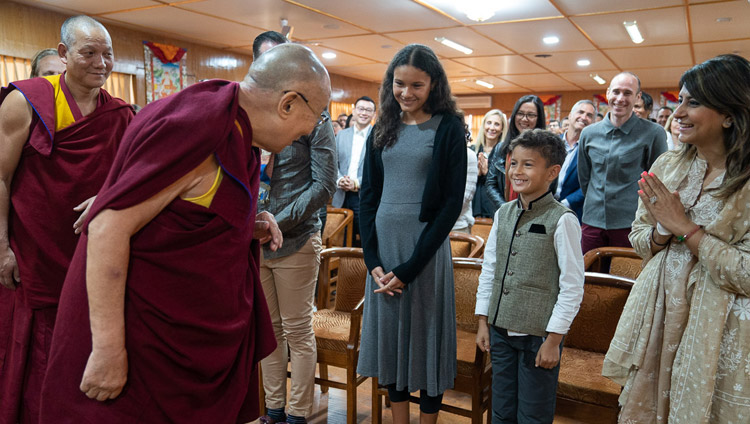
497, 94, 546, 157
374, 44, 463, 148
679, 54, 750, 199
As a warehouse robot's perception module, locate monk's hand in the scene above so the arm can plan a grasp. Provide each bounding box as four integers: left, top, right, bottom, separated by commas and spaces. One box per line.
73, 196, 96, 235
535, 333, 563, 369
0, 245, 20, 290
254, 211, 283, 251
80, 345, 128, 401
373, 271, 404, 296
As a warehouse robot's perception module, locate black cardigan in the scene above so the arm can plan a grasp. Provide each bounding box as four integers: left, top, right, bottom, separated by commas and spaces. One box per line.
359, 114, 467, 284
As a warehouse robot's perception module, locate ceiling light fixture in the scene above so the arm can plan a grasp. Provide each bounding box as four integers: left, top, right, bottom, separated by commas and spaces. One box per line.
543, 36, 559, 45
590, 74, 606, 85
577, 59, 591, 67
623, 21, 644, 44
475, 79, 494, 89
459, 0, 498, 22
321, 52, 337, 59
434, 37, 473, 55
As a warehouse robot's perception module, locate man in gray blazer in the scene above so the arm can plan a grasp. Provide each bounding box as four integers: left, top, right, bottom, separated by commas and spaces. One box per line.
332, 96, 375, 245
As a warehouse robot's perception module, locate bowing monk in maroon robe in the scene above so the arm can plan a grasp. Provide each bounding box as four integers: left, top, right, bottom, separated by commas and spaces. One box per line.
40, 43, 331, 423
0, 16, 133, 424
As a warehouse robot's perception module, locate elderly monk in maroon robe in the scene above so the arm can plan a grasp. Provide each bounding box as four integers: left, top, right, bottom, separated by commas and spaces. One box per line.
40, 43, 331, 423
0, 16, 133, 424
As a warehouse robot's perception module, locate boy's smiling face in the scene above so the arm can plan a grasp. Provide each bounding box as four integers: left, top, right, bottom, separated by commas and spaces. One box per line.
509, 146, 560, 206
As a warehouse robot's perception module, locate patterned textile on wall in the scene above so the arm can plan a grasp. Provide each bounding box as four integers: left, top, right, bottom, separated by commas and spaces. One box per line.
660, 91, 679, 111
593, 94, 609, 117
143, 41, 187, 103
329, 101, 353, 124
539, 94, 561, 125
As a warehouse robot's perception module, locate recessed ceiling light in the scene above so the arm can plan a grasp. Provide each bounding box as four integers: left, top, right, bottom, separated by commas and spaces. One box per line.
475, 79, 494, 89
716, 17, 732, 23
543, 36, 559, 45
322, 52, 337, 60
434, 37, 473, 55
577, 59, 591, 67
590, 74, 606, 85
623, 21, 644, 44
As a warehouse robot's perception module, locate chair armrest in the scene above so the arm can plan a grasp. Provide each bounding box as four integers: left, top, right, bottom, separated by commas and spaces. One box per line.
347, 297, 365, 350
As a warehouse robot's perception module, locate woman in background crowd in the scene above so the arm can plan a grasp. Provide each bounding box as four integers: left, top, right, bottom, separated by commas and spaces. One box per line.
471, 109, 508, 218
485, 95, 546, 209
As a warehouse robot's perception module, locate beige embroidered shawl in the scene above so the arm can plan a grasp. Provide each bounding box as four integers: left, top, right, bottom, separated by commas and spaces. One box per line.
603, 148, 750, 423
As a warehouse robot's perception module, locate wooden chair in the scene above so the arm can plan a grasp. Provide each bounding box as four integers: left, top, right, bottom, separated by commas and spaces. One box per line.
556, 272, 635, 423
583, 247, 643, 280
449, 232, 485, 258
322, 207, 353, 248
471, 217, 493, 250
372, 258, 492, 424
311, 247, 369, 424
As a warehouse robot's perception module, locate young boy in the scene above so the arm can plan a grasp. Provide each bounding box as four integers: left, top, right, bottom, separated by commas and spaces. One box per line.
475, 129, 585, 423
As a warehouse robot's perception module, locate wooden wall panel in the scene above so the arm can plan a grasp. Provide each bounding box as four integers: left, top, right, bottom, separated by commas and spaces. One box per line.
1, 1, 383, 108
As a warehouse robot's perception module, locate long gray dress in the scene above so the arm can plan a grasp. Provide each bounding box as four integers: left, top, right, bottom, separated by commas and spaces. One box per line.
357, 115, 457, 397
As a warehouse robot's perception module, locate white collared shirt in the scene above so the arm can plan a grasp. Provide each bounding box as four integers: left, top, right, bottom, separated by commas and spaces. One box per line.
475, 207, 584, 336
346, 125, 370, 185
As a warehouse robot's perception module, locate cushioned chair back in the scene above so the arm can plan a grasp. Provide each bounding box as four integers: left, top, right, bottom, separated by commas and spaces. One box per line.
609, 257, 642, 279
323, 207, 353, 247
453, 258, 483, 333
328, 249, 367, 313
449, 232, 485, 258
471, 217, 492, 245
583, 246, 643, 279
564, 272, 634, 353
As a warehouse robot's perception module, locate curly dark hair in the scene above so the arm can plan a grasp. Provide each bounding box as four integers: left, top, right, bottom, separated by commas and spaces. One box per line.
497, 94, 546, 158
509, 129, 566, 167
679, 54, 750, 199
373, 44, 463, 148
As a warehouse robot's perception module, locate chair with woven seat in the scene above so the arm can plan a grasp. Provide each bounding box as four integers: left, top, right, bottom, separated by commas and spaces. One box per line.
449, 231, 485, 258
322, 207, 353, 248
372, 257, 491, 424
583, 246, 643, 279
556, 271, 634, 423
312, 247, 368, 424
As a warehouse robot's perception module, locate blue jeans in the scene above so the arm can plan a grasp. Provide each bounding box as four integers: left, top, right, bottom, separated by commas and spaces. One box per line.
489, 326, 562, 424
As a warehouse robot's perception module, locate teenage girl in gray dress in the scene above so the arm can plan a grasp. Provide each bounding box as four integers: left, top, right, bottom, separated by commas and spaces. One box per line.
357, 44, 467, 423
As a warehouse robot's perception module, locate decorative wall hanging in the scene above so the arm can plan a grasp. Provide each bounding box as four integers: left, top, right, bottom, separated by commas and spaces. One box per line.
539, 94, 562, 124
143, 41, 187, 103
660, 91, 679, 111
593, 93, 609, 117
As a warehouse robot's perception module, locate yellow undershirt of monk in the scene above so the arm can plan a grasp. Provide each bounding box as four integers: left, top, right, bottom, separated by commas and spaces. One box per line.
42, 74, 76, 132
183, 167, 223, 208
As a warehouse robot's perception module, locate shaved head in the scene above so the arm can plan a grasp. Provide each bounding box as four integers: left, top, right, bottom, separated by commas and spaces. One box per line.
61, 15, 110, 47
246, 43, 330, 99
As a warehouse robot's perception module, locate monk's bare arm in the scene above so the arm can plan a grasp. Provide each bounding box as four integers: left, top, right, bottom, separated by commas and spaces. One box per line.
0, 90, 32, 290
81, 155, 217, 401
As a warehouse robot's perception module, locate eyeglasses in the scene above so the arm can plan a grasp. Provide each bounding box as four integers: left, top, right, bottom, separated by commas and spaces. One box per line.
284, 90, 329, 126
355, 106, 375, 113
517, 113, 538, 120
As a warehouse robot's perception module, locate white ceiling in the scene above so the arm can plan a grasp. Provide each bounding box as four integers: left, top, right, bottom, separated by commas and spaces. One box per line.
14, 0, 750, 94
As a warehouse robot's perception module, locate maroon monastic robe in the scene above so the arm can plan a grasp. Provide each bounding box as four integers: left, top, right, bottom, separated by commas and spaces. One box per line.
0, 75, 132, 424
40, 80, 276, 423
